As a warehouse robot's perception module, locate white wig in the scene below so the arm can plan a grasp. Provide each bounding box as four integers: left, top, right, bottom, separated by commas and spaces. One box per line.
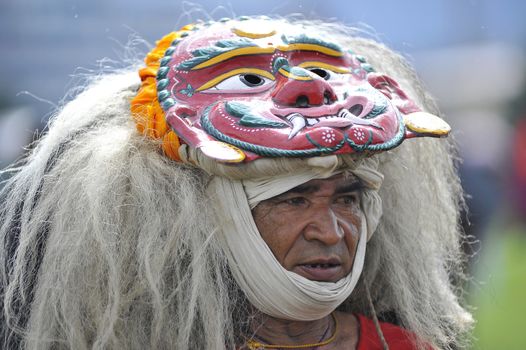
0, 18, 472, 350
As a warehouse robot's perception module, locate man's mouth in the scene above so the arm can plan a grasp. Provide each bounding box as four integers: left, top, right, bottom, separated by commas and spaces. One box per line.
294, 258, 344, 282
302, 263, 340, 268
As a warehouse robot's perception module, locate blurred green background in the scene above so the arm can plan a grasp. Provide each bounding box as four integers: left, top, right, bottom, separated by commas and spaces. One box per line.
1, 1, 525, 348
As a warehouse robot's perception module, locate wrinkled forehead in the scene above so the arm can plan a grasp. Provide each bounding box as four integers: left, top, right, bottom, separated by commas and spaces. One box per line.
271, 173, 360, 196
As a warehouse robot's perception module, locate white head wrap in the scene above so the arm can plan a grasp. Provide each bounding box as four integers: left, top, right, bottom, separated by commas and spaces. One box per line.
207, 156, 383, 321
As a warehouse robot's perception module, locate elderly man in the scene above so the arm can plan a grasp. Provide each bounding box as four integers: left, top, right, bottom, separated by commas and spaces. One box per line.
0, 17, 472, 349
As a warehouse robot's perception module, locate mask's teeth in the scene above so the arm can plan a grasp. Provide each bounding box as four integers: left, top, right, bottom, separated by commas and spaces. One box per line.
338, 109, 351, 119
338, 108, 383, 130
286, 113, 306, 139
306, 118, 318, 126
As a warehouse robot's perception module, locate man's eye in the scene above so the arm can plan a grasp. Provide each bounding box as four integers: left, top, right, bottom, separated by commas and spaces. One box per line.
336, 195, 359, 205
284, 197, 307, 206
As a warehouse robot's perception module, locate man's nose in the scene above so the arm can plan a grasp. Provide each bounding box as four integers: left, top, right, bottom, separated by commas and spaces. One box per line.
271, 64, 337, 107
303, 207, 345, 246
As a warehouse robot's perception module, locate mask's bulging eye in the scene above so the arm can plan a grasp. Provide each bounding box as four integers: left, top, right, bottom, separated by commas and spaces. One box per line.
197, 69, 275, 94
297, 62, 351, 82
308, 68, 331, 80
214, 74, 273, 91
240, 74, 265, 87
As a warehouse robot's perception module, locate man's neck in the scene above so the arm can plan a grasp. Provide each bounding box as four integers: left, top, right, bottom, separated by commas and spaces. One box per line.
250, 313, 333, 346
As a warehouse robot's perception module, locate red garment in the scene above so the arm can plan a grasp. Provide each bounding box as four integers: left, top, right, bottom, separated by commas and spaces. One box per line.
356, 314, 426, 350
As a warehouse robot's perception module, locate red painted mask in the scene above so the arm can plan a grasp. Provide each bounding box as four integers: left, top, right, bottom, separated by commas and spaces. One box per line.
136, 19, 450, 163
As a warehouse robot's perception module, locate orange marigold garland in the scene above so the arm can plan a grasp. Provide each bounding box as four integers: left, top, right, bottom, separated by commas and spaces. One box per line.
130, 25, 196, 161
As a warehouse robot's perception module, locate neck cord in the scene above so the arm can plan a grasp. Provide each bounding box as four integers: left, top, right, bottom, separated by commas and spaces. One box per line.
246, 313, 338, 349
364, 280, 389, 350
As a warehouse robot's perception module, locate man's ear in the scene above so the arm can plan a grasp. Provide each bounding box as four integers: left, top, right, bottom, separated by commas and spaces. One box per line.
367, 73, 451, 138
367, 73, 420, 115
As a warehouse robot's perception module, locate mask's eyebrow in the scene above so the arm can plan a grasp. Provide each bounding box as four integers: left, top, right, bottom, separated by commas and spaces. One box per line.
278, 33, 343, 57
178, 33, 345, 71
177, 38, 275, 71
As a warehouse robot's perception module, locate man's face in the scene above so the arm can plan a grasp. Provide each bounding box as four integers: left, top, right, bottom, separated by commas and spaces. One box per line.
252, 174, 363, 283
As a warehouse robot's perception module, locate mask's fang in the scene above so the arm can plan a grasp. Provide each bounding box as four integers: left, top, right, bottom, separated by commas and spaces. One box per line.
338, 109, 383, 130
286, 113, 306, 139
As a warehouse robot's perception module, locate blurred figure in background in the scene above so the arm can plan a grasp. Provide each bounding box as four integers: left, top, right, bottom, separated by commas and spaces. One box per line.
471, 73, 526, 350
509, 87, 526, 224
418, 41, 526, 349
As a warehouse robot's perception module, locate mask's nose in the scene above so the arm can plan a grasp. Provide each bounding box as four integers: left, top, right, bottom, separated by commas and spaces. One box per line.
271, 64, 337, 107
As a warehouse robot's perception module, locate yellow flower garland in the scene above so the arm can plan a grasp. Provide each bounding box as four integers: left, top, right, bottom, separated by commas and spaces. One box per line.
130, 25, 195, 161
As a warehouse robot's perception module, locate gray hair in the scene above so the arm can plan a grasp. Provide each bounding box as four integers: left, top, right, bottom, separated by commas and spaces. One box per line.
0, 19, 472, 350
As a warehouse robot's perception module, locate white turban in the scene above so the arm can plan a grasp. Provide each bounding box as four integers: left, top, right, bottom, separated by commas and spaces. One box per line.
207, 156, 383, 321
